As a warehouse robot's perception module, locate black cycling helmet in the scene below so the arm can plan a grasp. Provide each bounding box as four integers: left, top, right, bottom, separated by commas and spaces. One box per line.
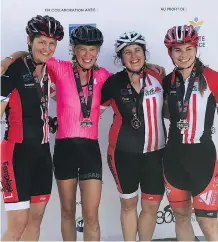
70, 25, 103, 46
26, 15, 64, 41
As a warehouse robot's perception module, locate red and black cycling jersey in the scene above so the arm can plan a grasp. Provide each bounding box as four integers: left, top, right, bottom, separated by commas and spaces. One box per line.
101, 68, 166, 153
0, 58, 51, 144
163, 67, 218, 144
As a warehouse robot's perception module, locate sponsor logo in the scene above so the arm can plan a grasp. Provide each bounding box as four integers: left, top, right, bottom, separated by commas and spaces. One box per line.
24, 83, 35, 88
22, 73, 33, 82
40, 196, 47, 201
144, 86, 162, 96
45, 8, 97, 13
2, 161, 13, 192
157, 205, 196, 224
120, 89, 130, 95
156, 205, 175, 224
199, 190, 213, 205
79, 172, 102, 180
189, 17, 206, 48
76, 217, 84, 232
160, 7, 186, 11
69, 24, 96, 56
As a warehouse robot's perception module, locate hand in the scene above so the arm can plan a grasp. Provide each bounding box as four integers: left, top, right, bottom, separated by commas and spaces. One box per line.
1, 58, 12, 75
48, 116, 58, 134
146, 63, 166, 79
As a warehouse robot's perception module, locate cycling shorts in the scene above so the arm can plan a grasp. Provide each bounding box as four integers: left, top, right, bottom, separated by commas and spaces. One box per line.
107, 145, 165, 201
1, 140, 53, 211
53, 138, 102, 181
163, 139, 218, 218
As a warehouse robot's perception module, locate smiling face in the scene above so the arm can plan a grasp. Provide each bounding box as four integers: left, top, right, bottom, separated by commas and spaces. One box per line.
29, 35, 57, 64
73, 44, 99, 70
170, 44, 197, 69
121, 44, 145, 72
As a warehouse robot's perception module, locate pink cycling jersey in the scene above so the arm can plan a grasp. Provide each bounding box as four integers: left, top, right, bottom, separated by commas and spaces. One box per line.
47, 58, 111, 140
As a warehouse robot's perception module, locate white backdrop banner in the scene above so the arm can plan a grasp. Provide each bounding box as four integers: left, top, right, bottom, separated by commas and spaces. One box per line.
1, 0, 218, 240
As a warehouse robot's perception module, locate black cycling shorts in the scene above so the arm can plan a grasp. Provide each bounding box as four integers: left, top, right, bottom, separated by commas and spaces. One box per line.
107, 145, 165, 201
163, 140, 218, 218
53, 138, 102, 181
1, 140, 53, 211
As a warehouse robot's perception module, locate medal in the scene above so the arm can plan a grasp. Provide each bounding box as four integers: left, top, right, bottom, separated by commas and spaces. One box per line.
177, 119, 189, 131
80, 118, 93, 127
131, 117, 141, 129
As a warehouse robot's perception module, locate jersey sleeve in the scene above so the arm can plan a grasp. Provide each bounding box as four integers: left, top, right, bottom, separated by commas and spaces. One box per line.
162, 73, 173, 101
0, 69, 15, 102
204, 67, 218, 111
101, 75, 113, 106
47, 57, 60, 98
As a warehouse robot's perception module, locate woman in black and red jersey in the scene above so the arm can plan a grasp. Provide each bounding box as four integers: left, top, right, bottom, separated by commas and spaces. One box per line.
163, 25, 218, 241
101, 32, 166, 241
0, 16, 64, 241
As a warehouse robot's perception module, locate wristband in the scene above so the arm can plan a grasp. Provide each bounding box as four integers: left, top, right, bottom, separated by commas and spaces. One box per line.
6, 56, 15, 63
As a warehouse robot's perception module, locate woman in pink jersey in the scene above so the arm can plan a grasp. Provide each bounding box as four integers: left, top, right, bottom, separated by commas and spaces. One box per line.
1, 25, 166, 241
1, 26, 110, 241
163, 25, 218, 241
101, 31, 166, 241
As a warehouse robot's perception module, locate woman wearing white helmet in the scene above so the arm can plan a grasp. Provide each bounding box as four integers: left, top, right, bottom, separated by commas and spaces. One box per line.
101, 31, 166, 241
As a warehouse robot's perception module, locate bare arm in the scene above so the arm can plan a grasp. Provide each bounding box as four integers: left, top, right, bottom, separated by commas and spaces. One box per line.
1, 101, 8, 119
1, 51, 28, 75
146, 63, 166, 79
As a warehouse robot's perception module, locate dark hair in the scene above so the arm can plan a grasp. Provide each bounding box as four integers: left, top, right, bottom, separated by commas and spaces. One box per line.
195, 57, 206, 95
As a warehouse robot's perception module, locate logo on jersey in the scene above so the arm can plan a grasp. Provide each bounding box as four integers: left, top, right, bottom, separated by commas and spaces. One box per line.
2, 161, 14, 200
144, 86, 162, 96
76, 217, 84, 232
189, 17, 206, 48
1, 161, 13, 193
199, 190, 217, 206
22, 73, 33, 82
69, 24, 96, 56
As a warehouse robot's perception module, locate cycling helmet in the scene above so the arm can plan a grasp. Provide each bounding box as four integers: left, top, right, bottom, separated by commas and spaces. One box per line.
164, 25, 199, 48
115, 31, 146, 54
70, 25, 103, 46
26, 15, 64, 41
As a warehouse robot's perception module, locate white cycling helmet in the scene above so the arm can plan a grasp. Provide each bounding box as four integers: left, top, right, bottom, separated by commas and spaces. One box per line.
115, 31, 146, 54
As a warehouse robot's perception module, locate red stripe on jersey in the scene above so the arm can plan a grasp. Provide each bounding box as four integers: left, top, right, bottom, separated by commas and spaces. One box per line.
153, 97, 159, 150
184, 107, 190, 143
6, 89, 23, 142
109, 100, 122, 147
190, 94, 197, 144
146, 99, 152, 152
1, 140, 19, 203
107, 145, 123, 193
147, 74, 152, 85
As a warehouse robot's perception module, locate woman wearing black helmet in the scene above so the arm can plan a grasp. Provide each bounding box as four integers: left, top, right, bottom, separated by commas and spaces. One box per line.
101, 31, 166, 241
0, 15, 64, 241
